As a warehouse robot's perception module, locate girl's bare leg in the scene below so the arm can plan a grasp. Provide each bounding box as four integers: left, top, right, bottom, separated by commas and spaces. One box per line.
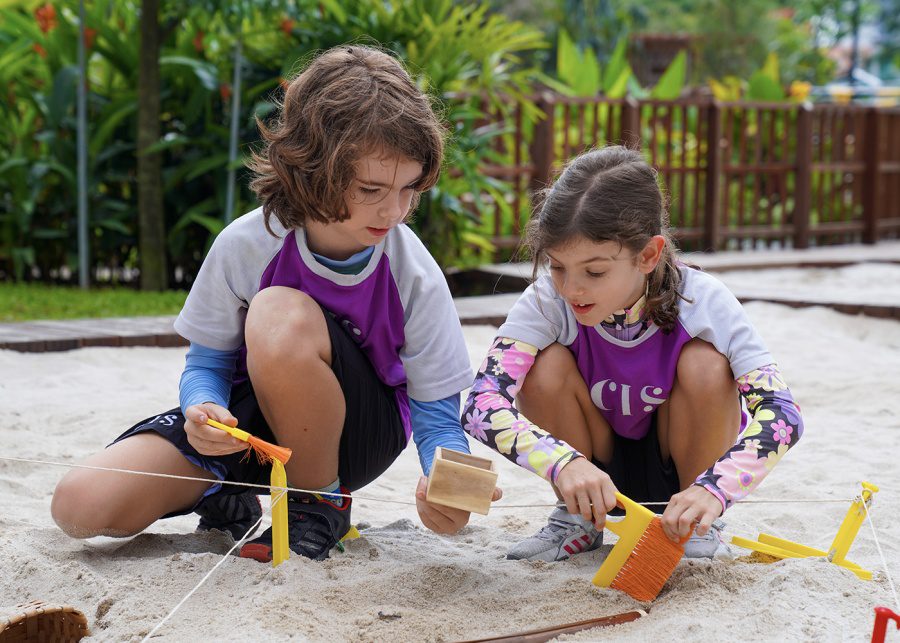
244, 286, 346, 489
51, 432, 216, 538
657, 338, 741, 489
517, 343, 614, 467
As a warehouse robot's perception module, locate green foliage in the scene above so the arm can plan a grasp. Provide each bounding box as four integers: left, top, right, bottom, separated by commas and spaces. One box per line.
0, 282, 187, 321
0, 0, 549, 280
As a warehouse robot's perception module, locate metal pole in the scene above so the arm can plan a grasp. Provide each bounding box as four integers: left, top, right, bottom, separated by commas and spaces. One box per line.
224, 38, 243, 222
77, 0, 89, 287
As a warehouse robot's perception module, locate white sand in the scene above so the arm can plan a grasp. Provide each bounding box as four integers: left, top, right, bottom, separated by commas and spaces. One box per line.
2, 266, 900, 642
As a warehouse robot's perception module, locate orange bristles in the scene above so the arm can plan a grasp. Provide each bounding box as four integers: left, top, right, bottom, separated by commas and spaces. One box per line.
205, 418, 292, 465
247, 436, 292, 465
608, 516, 686, 602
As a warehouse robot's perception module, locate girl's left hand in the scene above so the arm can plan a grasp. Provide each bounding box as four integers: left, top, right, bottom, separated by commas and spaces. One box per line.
660, 485, 723, 542
414, 475, 502, 535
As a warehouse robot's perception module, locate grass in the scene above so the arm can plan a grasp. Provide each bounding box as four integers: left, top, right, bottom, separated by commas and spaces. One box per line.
0, 283, 188, 322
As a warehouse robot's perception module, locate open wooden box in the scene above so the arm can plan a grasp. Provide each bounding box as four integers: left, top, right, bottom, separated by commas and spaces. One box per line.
425, 447, 498, 515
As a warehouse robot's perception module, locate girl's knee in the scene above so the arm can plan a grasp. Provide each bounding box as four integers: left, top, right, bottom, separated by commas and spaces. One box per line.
246, 287, 328, 360
518, 343, 579, 403
676, 339, 734, 395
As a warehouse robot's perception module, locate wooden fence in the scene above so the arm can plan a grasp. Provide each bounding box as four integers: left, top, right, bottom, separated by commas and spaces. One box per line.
475, 94, 900, 256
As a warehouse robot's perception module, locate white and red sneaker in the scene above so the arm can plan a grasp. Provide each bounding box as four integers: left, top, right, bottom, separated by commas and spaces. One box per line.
506, 507, 603, 562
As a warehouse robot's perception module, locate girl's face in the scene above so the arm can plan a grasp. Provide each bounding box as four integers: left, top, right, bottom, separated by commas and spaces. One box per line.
305, 151, 423, 259
546, 235, 665, 327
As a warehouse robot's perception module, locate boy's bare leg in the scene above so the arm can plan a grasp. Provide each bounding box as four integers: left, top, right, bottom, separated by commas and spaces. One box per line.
517, 342, 615, 469
51, 432, 216, 538
657, 338, 741, 489
244, 286, 346, 490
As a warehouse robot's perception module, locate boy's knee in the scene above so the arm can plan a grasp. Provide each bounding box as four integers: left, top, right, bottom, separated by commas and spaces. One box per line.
676, 339, 733, 394
51, 472, 134, 539
246, 287, 327, 360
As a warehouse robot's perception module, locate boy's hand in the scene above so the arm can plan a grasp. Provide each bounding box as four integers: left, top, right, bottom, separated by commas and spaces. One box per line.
183, 403, 247, 456
414, 475, 502, 535
554, 457, 618, 529
660, 485, 723, 542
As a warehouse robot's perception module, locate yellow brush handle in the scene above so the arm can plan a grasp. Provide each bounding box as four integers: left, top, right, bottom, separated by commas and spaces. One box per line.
206, 418, 251, 443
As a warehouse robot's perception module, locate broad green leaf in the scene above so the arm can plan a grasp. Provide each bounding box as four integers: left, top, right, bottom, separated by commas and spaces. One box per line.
651, 51, 686, 100
748, 71, 785, 101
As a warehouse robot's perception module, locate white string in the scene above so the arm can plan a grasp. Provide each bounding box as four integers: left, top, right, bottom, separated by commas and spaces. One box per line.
140, 488, 286, 641
861, 496, 900, 613
0, 455, 866, 509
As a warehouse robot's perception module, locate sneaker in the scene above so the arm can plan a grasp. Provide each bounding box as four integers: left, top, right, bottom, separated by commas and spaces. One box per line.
195, 490, 263, 542
506, 507, 603, 562
683, 519, 732, 559
240, 488, 352, 563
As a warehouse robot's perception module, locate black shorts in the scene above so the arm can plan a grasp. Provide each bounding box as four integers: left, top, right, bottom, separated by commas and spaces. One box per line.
112, 307, 407, 513
591, 416, 681, 507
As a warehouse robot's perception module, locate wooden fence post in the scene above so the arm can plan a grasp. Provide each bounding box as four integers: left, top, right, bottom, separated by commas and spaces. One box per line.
622, 97, 641, 150
793, 103, 813, 249
861, 107, 880, 244
529, 92, 555, 194
703, 101, 722, 252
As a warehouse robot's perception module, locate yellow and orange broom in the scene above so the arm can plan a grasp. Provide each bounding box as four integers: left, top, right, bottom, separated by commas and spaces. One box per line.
592, 492, 689, 602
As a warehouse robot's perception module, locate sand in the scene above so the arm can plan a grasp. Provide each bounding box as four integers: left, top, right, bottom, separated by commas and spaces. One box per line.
1, 263, 899, 642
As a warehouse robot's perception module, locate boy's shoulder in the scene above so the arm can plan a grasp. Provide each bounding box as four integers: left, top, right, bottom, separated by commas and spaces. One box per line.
383, 224, 442, 274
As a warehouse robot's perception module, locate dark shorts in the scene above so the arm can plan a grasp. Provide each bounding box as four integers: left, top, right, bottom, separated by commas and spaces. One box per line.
113, 307, 407, 514
591, 415, 681, 507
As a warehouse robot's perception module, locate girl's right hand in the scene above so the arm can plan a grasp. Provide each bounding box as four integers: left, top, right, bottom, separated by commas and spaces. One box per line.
183, 403, 248, 456
554, 457, 618, 529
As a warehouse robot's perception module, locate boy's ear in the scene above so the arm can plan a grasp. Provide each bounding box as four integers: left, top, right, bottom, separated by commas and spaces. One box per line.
638, 235, 666, 274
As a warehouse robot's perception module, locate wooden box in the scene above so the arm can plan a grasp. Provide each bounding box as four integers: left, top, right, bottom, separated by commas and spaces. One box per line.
425, 447, 498, 515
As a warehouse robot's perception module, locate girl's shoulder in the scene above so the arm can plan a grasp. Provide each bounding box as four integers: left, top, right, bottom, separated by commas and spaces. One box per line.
677, 265, 741, 312
383, 224, 444, 279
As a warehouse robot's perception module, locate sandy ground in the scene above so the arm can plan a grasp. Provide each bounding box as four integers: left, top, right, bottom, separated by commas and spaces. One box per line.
2, 265, 900, 642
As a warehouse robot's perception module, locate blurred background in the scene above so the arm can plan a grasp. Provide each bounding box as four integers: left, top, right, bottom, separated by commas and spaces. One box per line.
1, 0, 898, 320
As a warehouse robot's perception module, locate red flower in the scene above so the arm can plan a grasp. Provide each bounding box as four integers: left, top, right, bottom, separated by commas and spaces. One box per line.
193, 30, 204, 53
219, 83, 232, 102
32, 43, 48, 58
279, 77, 289, 91
34, 3, 57, 34
83, 27, 97, 50
280, 17, 294, 36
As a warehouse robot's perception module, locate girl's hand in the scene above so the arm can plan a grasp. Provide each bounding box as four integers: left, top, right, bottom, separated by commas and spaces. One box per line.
183, 403, 247, 456
414, 475, 503, 535
554, 457, 618, 528
660, 485, 723, 542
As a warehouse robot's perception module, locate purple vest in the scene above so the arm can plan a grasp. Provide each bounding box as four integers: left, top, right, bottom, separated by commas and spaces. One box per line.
569, 323, 692, 440
236, 231, 411, 438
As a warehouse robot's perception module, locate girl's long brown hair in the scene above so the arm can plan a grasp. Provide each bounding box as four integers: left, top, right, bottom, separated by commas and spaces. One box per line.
525, 146, 685, 332
249, 45, 444, 234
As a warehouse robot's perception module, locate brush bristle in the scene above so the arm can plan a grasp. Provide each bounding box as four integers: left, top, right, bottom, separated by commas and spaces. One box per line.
247, 436, 293, 465
609, 516, 685, 602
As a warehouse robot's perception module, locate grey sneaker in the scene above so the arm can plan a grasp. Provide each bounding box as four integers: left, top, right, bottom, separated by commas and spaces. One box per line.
683, 519, 732, 559
506, 507, 603, 562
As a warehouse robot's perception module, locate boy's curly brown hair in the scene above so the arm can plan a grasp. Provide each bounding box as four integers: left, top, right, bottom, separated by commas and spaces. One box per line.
249, 45, 444, 233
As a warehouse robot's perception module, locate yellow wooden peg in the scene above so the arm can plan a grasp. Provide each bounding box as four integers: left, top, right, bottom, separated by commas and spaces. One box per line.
731, 481, 879, 581
270, 459, 290, 567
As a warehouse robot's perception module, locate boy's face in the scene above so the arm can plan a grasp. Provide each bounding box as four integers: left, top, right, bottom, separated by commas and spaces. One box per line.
546, 235, 664, 327
305, 151, 423, 260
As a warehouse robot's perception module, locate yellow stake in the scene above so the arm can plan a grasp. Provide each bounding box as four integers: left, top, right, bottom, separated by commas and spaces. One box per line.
270, 459, 290, 567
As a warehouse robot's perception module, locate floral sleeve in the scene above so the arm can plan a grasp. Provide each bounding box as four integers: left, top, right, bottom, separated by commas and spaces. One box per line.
462, 337, 583, 482
694, 364, 804, 511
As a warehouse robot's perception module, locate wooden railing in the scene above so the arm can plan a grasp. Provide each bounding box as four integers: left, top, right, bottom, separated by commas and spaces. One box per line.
470, 93, 900, 256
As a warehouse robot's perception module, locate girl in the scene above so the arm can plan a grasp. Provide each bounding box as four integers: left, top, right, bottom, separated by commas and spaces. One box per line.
51, 45, 494, 562
462, 146, 803, 562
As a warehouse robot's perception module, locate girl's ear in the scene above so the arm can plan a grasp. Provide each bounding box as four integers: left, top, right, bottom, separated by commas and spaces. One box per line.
638, 235, 666, 274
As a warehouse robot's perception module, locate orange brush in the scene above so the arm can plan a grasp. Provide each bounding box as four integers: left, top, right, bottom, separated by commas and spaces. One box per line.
592, 492, 688, 602
205, 418, 292, 465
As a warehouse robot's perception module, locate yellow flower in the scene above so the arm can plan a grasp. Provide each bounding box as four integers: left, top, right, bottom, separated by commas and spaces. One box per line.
790, 80, 811, 101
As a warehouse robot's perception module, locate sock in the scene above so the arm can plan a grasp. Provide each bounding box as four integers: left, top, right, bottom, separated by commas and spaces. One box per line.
315, 478, 344, 507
